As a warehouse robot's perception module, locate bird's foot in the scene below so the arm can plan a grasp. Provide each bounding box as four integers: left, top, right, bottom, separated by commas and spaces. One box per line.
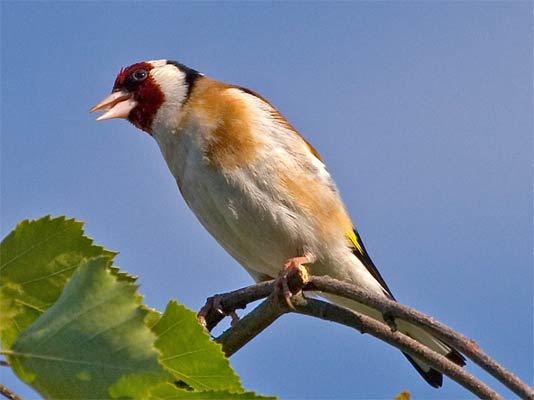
198, 295, 239, 328
276, 253, 315, 309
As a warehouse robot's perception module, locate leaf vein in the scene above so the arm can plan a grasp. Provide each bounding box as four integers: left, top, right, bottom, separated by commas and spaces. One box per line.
163, 367, 213, 391
81, 313, 141, 345
160, 348, 208, 361
18, 261, 83, 286
0, 226, 72, 272
32, 290, 130, 351
155, 318, 186, 339
4, 350, 141, 371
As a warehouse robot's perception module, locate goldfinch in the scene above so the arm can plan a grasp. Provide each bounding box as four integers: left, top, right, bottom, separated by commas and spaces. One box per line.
91, 59, 465, 387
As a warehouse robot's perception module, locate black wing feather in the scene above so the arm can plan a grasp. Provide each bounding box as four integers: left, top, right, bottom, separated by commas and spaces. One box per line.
350, 228, 396, 300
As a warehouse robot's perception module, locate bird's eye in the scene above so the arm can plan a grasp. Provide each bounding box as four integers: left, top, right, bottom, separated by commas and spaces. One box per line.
132, 69, 148, 82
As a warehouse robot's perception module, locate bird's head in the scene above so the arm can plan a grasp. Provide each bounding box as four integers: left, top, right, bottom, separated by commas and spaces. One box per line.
91, 59, 201, 135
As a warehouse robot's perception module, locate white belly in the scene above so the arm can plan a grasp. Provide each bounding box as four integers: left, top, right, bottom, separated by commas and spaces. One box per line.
155, 128, 306, 280
188, 171, 304, 278
152, 119, 386, 295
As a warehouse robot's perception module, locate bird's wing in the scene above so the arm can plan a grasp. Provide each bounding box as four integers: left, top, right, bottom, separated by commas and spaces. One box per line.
348, 227, 396, 300
235, 85, 395, 300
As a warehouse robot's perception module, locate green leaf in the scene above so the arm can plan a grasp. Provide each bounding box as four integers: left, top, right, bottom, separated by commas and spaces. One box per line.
148, 383, 276, 399
152, 300, 242, 392
1, 216, 274, 398
7, 257, 170, 399
0, 215, 116, 349
109, 372, 170, 399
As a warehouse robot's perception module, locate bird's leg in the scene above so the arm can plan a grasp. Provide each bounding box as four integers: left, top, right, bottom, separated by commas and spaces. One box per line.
277, 253, 316, 309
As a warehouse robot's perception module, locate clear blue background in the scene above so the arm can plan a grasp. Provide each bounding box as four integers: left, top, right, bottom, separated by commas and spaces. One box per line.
1, 2, 532, 399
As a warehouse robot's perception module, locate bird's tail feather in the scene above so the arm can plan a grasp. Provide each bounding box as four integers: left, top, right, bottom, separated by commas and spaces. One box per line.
321, 293, 466, 387
396, 320, 466, 387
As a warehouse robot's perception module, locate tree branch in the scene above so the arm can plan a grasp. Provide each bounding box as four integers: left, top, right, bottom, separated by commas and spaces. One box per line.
0, 384, 24, 400
216, 290, 288, 357
306, 276, 534, 400
198, 280, 275, 332
0, 360, 24, 400
292, 295, 502, 400
200, 270, 533, 400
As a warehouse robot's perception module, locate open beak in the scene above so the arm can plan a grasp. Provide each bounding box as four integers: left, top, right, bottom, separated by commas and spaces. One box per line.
90, 91, 137, 121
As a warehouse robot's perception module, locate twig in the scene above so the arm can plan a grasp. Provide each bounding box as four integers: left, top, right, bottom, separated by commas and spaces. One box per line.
199, 280, 275, 331
201, 271, 533, 400
214, 289, 502, 399
306, 276, 534, 400
214, 264, 309, 356
216, 291, 288, 357
0, 384, 24, 400
292, 296, 502, 400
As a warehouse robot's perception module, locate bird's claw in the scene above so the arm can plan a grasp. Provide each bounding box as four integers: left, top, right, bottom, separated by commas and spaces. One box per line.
276, 254, 315, 309
198, 295, 240, 328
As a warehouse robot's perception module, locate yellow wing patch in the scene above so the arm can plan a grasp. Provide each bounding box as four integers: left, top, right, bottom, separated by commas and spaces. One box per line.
347, 229, 364, 255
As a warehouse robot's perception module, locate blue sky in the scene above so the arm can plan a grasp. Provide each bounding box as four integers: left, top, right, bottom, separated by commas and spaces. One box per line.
1, 2, 532, 399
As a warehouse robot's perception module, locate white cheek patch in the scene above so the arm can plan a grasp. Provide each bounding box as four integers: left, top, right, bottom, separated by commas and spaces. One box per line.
150, 64, 189, 132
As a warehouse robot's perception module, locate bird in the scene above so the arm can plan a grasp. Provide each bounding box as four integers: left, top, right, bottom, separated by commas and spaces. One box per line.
91, 59, 466, 387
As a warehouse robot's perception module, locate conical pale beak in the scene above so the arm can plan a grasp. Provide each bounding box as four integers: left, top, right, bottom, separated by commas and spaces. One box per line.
90, 91, 137, 121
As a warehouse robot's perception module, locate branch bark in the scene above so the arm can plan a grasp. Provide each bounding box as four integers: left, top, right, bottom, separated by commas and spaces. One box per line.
0, 384, 24, 400
307, 276, 533, 400
200, 270, 533, 400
